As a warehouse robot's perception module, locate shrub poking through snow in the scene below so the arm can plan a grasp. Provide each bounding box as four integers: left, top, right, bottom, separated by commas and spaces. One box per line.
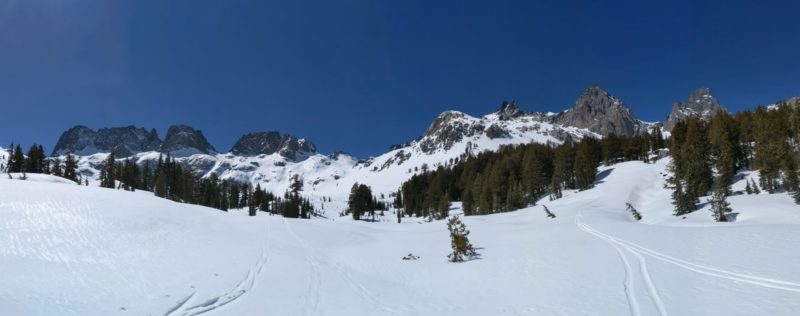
626, 202, 642, 221
447, 216, 476, 262
543, 205, 556, 218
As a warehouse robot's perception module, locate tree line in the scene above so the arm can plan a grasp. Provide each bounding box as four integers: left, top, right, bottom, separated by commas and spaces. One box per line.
398, 131, 665, 219
3, 146, 315, 218
670, 103, 800, 221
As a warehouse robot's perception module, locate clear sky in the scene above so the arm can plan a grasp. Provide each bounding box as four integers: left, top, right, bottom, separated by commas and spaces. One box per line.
1, 0, 798, 157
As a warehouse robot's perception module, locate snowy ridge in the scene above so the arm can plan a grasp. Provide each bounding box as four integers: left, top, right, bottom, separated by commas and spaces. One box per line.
59, 108, 599, 209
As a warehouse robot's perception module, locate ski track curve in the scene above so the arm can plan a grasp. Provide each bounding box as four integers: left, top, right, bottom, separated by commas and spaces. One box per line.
165, 220, 272, 316
577, 213, 800, 293
576, 214, 668, 316
574, 214, 641, 316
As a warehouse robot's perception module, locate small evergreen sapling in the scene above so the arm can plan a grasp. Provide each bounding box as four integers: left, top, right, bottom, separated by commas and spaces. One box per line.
626, 202, 642, 221
447, 216, 477, 262
543, 205, 556, 218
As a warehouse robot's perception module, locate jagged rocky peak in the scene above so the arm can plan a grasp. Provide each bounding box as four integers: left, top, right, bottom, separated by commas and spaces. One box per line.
51, 125, 161, 157
496, 100, 523, 120
418, 111, 484, 154
161, 125, 216, 156
554, 84, 641, 136
230, 131, 317, 161
664, 87, 726, 131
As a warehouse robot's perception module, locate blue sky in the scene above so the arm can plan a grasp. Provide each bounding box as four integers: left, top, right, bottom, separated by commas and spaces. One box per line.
1, 0, 798, 157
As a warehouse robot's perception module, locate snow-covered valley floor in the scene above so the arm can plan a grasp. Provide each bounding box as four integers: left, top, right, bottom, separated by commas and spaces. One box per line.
2, 158, 799, 315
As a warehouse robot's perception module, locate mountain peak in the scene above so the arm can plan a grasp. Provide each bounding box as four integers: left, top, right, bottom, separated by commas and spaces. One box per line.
554, 85, 641, 136
664, 87, 726, 131
161, 125, 216, 156
495, 100, 522, 120
51, 125, 161, 157
230, 131, 317, 161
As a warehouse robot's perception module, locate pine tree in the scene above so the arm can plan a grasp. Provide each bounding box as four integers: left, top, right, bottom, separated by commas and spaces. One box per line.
51, 159, 63, 177
63, 154, 79, 183
99, 152, 116, 188
710, 184, 732, 222
782, 155, 800, 204
672, 179, 694, 216
436, 195, 450, 220
447, 216, 477, 262
709, 110, 739, 194
574, 139, 600, 190
11, 144, 24, 173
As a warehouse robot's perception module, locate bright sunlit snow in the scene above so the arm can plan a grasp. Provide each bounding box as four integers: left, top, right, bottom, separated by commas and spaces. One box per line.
2, 158, 799, 315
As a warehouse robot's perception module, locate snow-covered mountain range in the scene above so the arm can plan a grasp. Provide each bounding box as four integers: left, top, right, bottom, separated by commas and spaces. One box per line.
43, 85, 792, 203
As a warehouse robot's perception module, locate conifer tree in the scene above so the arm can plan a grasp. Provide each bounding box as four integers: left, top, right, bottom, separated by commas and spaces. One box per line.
447, 216, 477, 262
710, 183, 732, 222
51, 159, 63, 177
63, 154, 79, 183
574, 138, 600, 190
99, 152, 116, 188
11, 145, 24, 173
709, 110, 739, 195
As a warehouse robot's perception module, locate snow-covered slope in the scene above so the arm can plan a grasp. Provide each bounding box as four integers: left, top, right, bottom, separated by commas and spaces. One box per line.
2, 158, 799, 315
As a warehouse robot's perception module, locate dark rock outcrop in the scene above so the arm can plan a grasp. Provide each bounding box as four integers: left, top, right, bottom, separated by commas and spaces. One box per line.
418, 111, 484, 154
161, 125, 216, 156
52, 125, 161, 157
554, 85, 642, 136
664, 87, 726, 131
496, 100, 523, 120
231, 131, 317, 161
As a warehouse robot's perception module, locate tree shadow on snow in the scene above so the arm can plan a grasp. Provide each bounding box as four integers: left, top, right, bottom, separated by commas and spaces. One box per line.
594, 168, 614, 185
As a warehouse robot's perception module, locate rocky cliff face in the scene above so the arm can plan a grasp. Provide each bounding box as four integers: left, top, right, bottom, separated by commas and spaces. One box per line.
230, 132, 317, 161
161, 125, 216, 156
417, 111, 485, 154
496, 100, 523, 120
664, 87, 726, 131
554, 85, 643, 136
52, 125, 161, 157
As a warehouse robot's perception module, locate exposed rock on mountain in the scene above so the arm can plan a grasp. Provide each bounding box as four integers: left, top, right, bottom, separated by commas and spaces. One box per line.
664, 87, 726, 131
231, 131, 317, 161
554, 85, 643, 136
418, 111, 485, 154
485, 124, 511, 139
52, 125, 161, 157
496, 100, 523, 120
161, 125, 216, 156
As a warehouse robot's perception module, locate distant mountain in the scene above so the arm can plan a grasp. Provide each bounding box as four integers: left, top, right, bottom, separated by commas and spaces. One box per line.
664, 87, 726, 131
161, 125, 216, 156
52, 124, 214, 157
553, 85, 645, 136
52, 125, 161, 157
53, 85, 757, 203
231, 132, 316, 161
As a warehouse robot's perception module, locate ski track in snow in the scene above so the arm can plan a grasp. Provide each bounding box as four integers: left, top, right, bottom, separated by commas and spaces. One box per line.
576, 210, 800, 315
281, 219, 414, 315
165, 221, 272, 316
575, 213, 667, 316
282, 218, 323, 316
